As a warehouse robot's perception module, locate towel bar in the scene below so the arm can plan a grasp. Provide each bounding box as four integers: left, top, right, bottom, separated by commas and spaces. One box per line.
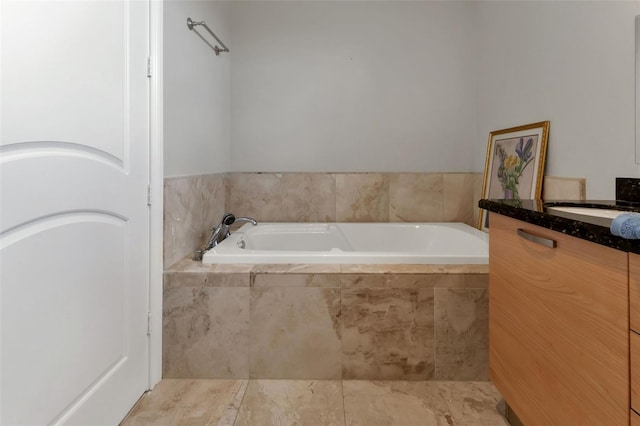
187, 17, 229, 56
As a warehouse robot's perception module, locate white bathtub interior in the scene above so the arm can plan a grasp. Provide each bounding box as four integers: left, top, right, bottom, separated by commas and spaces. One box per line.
202, 222, 489, 264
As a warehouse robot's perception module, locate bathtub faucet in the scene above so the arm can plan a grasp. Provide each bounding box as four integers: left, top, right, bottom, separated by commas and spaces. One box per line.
193, 213, 258, 261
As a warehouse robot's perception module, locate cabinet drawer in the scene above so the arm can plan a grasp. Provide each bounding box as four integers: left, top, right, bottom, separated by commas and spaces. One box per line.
489, 214, 629, 426
631, 253, 640, 333
633, 331, 640, 413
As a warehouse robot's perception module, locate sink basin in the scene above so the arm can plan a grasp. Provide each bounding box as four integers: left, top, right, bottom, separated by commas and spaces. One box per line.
545, 206, 630, 220
544, 203, 640, 227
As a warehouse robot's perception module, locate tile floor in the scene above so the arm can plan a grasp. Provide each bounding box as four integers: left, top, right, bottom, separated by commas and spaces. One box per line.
121, 379, 508, 426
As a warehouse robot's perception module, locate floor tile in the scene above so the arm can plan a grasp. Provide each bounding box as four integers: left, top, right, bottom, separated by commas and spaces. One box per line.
342, 380, 452, 426
437, 381, 508, 426
121, 379, 507, 426
234, 380, 345, 426
121, 379, 247, 426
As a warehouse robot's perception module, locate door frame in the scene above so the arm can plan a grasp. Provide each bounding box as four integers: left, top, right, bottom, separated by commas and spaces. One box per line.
148, 0, 163, 389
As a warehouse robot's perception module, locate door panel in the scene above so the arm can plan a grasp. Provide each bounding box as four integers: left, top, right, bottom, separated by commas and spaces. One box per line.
0, 1, 150, 424
1, 1, 127, 158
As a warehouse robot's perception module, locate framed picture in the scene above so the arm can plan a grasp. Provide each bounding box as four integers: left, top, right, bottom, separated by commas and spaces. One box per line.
478, 121, 550, 231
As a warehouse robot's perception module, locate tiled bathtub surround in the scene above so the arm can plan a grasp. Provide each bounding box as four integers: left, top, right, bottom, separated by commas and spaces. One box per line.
164, 172, 483, 268
163, 259, 489, 381
164, 174, 225, 268
226, 172, 483, 225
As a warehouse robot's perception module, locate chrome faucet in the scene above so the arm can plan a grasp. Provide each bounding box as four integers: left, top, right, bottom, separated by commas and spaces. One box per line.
193, 213, 258, 260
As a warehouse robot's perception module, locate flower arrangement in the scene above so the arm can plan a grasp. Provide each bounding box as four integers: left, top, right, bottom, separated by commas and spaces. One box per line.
494, 137, 534, 200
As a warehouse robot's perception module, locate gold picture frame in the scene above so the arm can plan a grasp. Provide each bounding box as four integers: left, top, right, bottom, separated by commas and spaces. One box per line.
478, 121, 550, 231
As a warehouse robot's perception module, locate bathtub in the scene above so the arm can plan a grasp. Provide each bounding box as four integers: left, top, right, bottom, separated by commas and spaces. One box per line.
201, 222, 488, 264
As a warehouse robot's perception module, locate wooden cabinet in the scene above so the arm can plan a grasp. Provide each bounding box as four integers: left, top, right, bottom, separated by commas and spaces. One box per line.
631, 253, 640, 332
489, 214, 629, 425
632, 331, 640, 414
633, 254, 640, 417
633, 410, 640, 426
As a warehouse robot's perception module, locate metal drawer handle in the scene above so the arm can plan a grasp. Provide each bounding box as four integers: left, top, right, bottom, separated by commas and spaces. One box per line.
517, 228, 557, 248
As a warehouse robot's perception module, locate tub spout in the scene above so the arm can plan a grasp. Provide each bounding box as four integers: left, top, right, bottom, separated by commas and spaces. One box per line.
235, 216, 258, 226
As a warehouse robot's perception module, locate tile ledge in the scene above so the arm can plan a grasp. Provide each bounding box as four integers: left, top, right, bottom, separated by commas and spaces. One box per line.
165, 256, 488, 275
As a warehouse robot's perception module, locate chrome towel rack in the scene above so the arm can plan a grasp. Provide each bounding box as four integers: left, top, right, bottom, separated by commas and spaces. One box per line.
186, 17, 229, 56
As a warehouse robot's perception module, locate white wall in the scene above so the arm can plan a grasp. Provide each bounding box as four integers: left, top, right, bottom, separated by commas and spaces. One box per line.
164, 0, 231, 177
477, 0, 640, 199
165, 0, 640, 198
229, 1, 478, 172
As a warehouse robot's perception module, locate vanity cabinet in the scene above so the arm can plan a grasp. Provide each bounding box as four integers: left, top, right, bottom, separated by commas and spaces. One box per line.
632, 331, 640, 415
631, 253, 640, 417
489, 214, 629, 425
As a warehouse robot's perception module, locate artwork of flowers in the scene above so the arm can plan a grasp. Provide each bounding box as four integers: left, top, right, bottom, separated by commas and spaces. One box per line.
490, 136, 537, 200
479, 121, 549, 231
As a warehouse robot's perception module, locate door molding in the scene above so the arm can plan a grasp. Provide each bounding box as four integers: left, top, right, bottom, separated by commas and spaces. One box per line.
148, 0, 164, 389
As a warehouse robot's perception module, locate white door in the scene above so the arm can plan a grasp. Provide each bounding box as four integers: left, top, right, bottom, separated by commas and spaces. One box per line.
0, 1, 150, 424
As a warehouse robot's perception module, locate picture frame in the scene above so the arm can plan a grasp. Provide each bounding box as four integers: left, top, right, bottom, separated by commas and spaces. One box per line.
478, 121, 550, 231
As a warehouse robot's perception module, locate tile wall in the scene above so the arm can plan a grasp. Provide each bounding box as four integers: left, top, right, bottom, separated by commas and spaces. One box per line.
165, 172, 483, 267
225, 172, 481, 224
162, 261, 489, 381
164, 174, 226, 268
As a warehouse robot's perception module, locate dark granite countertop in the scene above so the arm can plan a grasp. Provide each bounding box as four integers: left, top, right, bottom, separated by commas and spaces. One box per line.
478, 199, 640, 254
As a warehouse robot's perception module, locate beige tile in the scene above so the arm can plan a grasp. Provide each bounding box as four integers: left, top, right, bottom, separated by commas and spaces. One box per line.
225, 173, 283, 221
335, 173, 389, 222
250, 288, 342, 379
121, 380, 247, 426
340, 274, 434, 289
203, 264, 256, 274
251, 264, 342, 274
164, 272, 250, 289
252, 274, 342, 288
281, 173, 337, 222
166, 258, 254, 274
437, 381, 508, 426
342, 288, 434, 380
164, 174, 225, 269
343, 381, 452, 426
163, 287, 249, 379
340, 273, 488, 289
234, 380, 345, 426
434, 289, 489, 381
339, 264, 489, 275
443, 173, 475, 225
543, 176, 586, 201
389, 173, 443, 222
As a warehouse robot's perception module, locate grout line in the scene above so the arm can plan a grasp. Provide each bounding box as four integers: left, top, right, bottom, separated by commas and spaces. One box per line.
339, 289, 348, 426
340, 379, 348, 426
230, 380, 250, 426
433, 287, 438, 381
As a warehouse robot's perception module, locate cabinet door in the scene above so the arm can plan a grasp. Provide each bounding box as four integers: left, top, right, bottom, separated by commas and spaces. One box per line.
490, 214, 629, 426
631, 253, 640, 333
633, 331, 640, 413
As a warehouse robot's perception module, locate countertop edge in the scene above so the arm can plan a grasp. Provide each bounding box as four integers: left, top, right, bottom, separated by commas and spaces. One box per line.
479, 199, 640, 254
